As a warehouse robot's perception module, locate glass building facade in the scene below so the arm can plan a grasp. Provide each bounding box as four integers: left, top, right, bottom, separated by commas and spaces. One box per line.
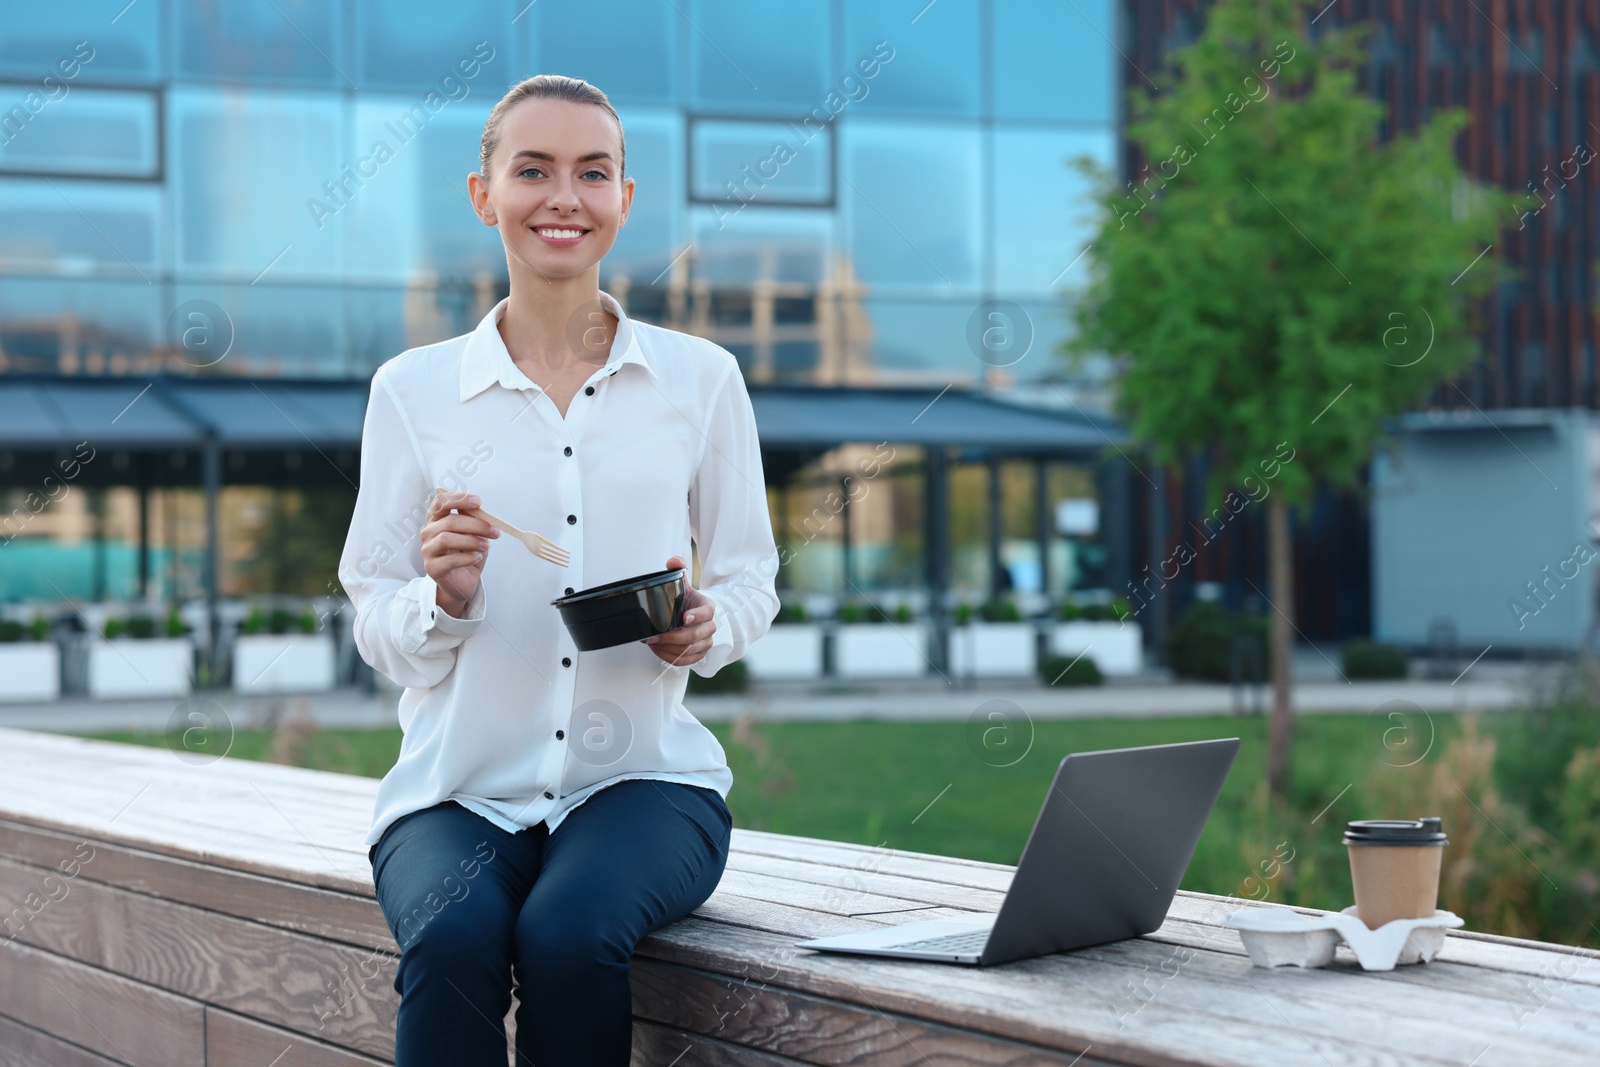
0, 0, 1118, 391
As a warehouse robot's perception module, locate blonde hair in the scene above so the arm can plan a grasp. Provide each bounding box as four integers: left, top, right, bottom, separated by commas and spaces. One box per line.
478, 74, 626, 180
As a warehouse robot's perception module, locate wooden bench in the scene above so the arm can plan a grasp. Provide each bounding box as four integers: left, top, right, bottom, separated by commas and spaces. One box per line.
0, 726, 1592, 1066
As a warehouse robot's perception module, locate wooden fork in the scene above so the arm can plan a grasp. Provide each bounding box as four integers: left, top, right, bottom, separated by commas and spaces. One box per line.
439, 493, 570, 568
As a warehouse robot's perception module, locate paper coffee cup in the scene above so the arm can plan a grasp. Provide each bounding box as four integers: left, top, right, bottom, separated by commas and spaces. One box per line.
1344, 818, 1447, 929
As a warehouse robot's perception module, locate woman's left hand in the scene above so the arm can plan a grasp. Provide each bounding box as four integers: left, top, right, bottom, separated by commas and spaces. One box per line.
644, 555, 716, 666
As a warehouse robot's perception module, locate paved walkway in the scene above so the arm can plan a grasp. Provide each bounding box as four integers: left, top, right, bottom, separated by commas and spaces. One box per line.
0, 658, 1549, 735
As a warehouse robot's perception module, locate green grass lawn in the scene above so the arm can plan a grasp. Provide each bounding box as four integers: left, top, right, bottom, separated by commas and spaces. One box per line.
86, 711, 1464, 915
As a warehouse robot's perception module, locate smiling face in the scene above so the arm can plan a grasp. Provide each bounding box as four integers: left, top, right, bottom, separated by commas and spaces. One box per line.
468, 97, 633, 282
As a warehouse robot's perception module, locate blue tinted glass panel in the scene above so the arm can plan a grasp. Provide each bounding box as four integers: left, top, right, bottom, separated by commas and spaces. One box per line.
170, 89, 343, 277
994, 0, 1115, 123
842, 120, 981, 290
861, 298, 983, 380
176, 0, 345, 87
602, 108, 682, 282
0, 178, 159, 274
0, 87, 159, 178
343, 97, 506, 284
356, 1, 512, 92
689, 206, 833, 285
171, 281, 345, 375
0, 276, 161, 374
0, 9, 157, 83
841, 0, 977, 116
992, 127, 1114, 296
984, 298, 1081, 383
535, 0, 676, 103
691, 0, 829, 113
690, 119, 830, 204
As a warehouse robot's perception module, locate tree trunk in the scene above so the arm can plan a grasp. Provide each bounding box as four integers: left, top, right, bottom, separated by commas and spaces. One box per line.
1267, 493, 1294, 800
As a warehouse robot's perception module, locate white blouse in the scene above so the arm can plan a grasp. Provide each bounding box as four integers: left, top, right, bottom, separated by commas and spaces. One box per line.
339, 290, 780, 848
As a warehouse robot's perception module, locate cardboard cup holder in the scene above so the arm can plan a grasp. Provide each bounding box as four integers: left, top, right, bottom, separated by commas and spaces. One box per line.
1222, 905, 1463, 972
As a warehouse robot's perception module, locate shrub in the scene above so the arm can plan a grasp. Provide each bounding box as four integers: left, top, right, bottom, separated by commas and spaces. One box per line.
687, 657, 748, 694
1343, 639, 1406, 679
837, 601, 898, 624
980, 599, 1021, 622
165, 607, 192, 638
125, 616, 157, 640
1058, 599, 1082, 621
774, 602, 807, 624
0, 617, 49, 643
953, 602, 974, 626
1039, 653, 1103, 686
1079, 602, 1114, 622
1164, 600, 1270, 682
103, 617, 126, 639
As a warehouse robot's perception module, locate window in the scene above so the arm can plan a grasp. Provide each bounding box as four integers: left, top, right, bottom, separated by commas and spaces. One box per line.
356, 0, 513, 94
534, 0, 676, 103
604, 108, 683, 281
689, 206, 833, 286
861, 297, 987, 380
842, 0, 978, 116
0, 276, 161, 374
172, 281, 345, 375
995, 0, 1115, 124
175, 0, 345, 87
842, 119, 982, 291
992, 128, 1115, 297
0, 178, 159, 274
169, 88, 344, 277
0, 6, 160, 84
0, 86, 160, 179
690, 0, 829, 114
689, 118, 832, 206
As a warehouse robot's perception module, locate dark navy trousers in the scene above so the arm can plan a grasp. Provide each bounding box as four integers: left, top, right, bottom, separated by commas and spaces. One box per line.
367, 779, 732, 1066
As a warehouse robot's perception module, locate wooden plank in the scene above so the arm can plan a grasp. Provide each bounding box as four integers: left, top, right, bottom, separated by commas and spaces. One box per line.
0, 1013, 127, 1067
631, 1018, 813, 1066
0, 855, 398, 1060
0, 818, 390, 949
634, 918, 1594, 1066
631, 960, 1114, 1067
0, 939, 205, 1067
204, 1006, 391, 1067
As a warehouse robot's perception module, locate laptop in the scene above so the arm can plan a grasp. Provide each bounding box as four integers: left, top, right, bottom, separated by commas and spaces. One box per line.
794, 737, 1240, 966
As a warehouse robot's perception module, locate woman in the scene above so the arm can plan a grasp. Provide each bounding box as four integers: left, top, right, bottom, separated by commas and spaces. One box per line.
337, 74, 780, 1065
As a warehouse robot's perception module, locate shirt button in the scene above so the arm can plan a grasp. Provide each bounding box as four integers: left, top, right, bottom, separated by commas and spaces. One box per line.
556, 729, 565, 740
562, 657, 572, 667
565, 586, 574, 595
544, 791, 554, 799
585, 386, 594, 395
563, 446, 572, 456
567, 514, 576, 524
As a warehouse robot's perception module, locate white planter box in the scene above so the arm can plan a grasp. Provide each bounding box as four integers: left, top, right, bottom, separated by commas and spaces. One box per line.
743, 624, 823, 680
89, 638, 193, 699
234, 634, 337, 694
0, 643, 59, 703
835, 623, 928, 678
949, 622, 1037, 677
1051, 621, 1143, 676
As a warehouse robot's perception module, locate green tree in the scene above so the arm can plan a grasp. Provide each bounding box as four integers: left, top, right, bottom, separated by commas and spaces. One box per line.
1061, 0, 1517, 798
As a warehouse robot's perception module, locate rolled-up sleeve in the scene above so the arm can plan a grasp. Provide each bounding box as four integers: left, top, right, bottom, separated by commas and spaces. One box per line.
688, 360, 780, 678
337, 368, 486, 690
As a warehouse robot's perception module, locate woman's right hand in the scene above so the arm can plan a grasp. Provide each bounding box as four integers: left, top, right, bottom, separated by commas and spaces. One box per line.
423, 489, 499, 617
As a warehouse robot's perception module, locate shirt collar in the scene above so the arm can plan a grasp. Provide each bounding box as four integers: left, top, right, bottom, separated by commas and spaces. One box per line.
458, 288, 655, 402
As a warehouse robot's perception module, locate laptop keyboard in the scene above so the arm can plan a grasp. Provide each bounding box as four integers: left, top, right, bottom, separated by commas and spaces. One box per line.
891, 929, 990, 954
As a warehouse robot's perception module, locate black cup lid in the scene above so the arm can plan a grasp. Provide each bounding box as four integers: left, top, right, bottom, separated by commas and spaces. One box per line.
1343, 817, 1447, 846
